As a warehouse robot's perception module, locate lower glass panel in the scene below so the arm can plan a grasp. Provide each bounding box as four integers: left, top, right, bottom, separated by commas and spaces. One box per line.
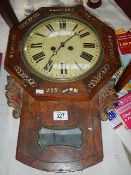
37, 127, 83, 148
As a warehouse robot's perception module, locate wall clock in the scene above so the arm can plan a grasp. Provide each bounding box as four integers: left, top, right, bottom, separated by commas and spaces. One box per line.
5, 3, 120, 101
4, 1, 121, 172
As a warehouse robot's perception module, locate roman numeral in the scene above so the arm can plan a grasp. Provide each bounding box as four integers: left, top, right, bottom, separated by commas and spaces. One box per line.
35, 33, 46, 37
46, 24, 54, 32
32, 52, 45, 63
44, 60, 54, 72
72, 24, 78, 31
80, 32, 90, 38
83, 43, 95, 48
61, 63, 67, 74
30, 43, 42, 48
80, 52, 93, 62
59, 20, 66, 30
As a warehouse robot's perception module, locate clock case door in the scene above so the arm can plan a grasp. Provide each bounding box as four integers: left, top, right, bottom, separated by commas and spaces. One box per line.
4, 5, 121, 101
16, 90, 103, 172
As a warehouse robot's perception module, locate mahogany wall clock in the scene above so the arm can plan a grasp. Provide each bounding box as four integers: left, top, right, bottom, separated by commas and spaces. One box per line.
4, 1, 121, 172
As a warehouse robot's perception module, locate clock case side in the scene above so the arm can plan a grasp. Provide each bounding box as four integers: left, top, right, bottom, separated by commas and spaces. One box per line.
4, 5, 121, 101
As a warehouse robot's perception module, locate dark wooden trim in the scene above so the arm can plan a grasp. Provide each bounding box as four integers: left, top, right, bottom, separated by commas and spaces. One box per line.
0, 0, 19, 28
115, 0, 131, 19
115, 62, 131, 92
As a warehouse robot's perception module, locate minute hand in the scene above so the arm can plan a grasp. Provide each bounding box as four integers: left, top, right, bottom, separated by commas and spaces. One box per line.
62, 27, 87, 45
62, 33, 77, 45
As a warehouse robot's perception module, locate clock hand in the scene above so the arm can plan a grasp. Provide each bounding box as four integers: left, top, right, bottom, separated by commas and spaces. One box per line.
49, 28, 87, 59
48, 40, 73, 60
49, 44, 63, 60
76, 27, 87, 35
48, 40, 69, 60
60, 27, 87, 45
61, 33, 77, 44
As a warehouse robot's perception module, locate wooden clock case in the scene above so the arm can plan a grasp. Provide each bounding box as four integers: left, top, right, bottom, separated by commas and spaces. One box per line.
4, 3, 121, 173
5, 5, 120, 101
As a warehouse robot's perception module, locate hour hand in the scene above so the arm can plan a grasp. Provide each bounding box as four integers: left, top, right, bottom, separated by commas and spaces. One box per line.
49, 44, 62, 60
50, 42, 65, 58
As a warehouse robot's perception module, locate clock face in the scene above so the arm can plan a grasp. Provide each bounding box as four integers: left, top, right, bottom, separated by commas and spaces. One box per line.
22, 15, 102, 82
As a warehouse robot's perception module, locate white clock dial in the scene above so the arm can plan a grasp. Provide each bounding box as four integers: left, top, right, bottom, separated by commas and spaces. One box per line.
23, 16, 102, 82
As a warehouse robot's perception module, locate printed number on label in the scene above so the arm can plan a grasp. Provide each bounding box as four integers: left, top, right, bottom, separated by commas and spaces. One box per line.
53, 111, 68, 120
